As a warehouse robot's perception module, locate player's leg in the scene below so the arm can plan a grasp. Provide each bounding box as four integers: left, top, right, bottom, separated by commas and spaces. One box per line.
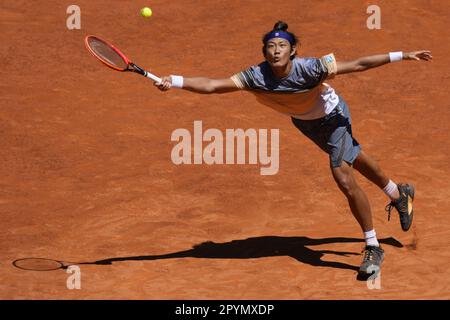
353, 150, 415, 231
331, 161, 373, 232
291, 97, 384, 274
331, 161, 384, 274
324, 100, 385, 274
353, 150, 391, 190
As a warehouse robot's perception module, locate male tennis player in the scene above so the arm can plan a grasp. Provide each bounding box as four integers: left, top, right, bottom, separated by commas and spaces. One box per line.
155, 21, 432, 275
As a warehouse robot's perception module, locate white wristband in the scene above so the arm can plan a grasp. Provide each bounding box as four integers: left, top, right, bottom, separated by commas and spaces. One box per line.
170, 75, 184, 88
389, 51, 403, 62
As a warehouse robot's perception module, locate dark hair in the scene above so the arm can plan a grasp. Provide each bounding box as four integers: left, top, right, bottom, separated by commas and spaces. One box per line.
262, 21, 299, 59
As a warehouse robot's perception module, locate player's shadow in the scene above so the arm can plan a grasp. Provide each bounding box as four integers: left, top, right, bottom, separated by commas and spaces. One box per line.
91, 236, 403, 274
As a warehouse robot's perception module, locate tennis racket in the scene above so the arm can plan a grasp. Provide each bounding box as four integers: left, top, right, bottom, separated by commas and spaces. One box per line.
84, 35, 162, 83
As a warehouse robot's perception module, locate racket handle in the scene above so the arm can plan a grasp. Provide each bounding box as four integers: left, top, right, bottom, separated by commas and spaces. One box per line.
145, 72, 162, 83
130, 63, 162, 83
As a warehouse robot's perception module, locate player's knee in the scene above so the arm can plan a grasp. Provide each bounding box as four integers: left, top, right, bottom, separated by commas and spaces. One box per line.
335, 174, 357, 197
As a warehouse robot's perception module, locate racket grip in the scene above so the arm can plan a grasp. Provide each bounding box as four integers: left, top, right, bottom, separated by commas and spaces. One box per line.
145, 72, 162, 83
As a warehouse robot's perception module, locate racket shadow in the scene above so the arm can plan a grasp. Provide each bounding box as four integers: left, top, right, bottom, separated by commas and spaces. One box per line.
91, 236, 403, 273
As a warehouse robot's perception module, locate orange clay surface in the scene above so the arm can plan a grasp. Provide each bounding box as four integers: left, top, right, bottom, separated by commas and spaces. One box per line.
1, 0, 449, 299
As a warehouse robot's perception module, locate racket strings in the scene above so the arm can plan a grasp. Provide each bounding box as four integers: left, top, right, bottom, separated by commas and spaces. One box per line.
86, 37, 128, 70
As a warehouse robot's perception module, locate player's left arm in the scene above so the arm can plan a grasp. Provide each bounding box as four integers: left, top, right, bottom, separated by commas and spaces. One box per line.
334, 50, 432, 75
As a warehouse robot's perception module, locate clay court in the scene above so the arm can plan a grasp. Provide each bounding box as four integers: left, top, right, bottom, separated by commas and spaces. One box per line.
1, 0, 449, 299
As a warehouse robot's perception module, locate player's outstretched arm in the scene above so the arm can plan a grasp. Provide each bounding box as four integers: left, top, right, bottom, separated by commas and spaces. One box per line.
335, 50, 432, 75
154, 76, 240, 94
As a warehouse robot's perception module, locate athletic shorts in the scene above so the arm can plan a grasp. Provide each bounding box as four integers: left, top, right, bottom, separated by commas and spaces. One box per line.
291, 97, 361, 168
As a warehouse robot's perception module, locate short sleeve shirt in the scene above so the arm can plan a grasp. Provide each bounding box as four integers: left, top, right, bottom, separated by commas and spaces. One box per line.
231, 54, 337, 92
229, 53, 340, 120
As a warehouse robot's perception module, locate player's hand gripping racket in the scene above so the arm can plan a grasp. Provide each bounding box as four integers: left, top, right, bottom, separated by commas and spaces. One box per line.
84, 35, 161, 83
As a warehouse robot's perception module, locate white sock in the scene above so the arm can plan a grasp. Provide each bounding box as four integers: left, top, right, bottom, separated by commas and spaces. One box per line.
364, 229, 380, 247
383, 180, 399, 201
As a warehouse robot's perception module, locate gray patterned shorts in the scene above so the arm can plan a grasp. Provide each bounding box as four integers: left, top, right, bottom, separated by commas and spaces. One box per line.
291, 97, 361, 168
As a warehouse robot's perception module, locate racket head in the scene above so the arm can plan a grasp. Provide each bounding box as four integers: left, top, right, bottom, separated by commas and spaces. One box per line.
85, 35, 130, 71
13, 258, 69, 271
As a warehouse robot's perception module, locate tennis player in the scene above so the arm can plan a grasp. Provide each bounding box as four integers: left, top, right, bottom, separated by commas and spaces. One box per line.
155, 21, 432, 275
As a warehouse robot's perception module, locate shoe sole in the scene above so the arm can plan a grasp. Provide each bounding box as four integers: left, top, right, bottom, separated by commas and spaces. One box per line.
401, 184, 415, 232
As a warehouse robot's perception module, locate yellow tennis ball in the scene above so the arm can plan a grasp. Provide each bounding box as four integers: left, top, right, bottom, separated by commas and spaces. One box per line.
140, 7, 152, 18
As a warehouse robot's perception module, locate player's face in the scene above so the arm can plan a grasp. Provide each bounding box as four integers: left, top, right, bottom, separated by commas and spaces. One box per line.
265, 38, 294, 67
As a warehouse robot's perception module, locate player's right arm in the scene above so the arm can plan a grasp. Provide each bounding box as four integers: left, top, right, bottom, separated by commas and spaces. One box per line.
154, 76, 241, 94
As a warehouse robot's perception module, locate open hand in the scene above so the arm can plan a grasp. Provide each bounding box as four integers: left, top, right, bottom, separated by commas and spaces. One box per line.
404, 50, 432, 61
